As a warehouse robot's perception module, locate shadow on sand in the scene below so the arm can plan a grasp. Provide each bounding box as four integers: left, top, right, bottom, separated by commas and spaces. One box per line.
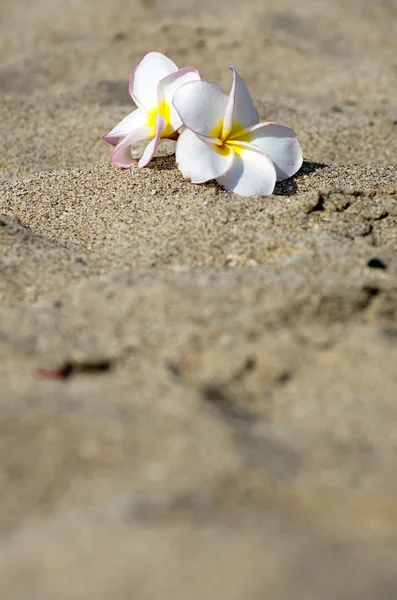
274, 160, 327, 196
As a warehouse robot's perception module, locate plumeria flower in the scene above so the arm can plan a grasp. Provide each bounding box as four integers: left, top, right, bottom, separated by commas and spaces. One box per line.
103, 52, 200, 168
173, 67, 303, 197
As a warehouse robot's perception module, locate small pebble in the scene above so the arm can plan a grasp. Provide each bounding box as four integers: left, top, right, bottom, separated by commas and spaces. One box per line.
367, 258, 387, 270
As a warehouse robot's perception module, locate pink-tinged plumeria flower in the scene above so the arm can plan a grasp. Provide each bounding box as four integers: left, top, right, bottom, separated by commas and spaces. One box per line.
103, 52, 201, 168
173, 67, 303, 197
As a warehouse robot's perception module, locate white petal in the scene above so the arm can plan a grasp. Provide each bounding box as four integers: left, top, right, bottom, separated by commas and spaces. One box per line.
236, 122, 303, 181
176, 128, 235, 184
129, 52, 178, 112
111, 126, 152, 168
102, 108, 148, 147
158, 67, 201, 130
222, 66, 258, 139
173, 80, 228, 140
216, 143, 276, 197
138, 114, 166, 168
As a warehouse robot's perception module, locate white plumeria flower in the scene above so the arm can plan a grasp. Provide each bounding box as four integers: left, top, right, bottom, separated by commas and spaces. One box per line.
103, 52, 201, 168
173, 66, 303, 197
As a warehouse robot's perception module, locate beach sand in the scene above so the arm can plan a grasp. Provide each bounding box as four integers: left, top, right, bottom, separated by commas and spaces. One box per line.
1, 0, 397, 598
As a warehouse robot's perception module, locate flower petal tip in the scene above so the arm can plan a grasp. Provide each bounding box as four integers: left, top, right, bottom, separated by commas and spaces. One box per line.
102, 134, 117, 146
111, 159, 131, 169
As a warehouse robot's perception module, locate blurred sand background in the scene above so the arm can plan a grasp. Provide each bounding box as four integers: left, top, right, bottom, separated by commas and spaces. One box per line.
1, 0, 397, 598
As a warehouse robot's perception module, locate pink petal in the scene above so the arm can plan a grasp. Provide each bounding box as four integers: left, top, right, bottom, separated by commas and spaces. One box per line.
235, 122, 303, 181
129, 52, 178, 113
176, 128, 235, 184
111, 126, 152, 168
173, 80, 228, 141
216, 143, 276, 197
222, 66, 259, 139
138, 114, 166, 168
158, 67, 201, 130
102, 108, 148, 147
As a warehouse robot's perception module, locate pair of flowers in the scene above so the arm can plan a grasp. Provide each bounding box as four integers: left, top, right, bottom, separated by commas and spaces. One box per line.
103, 52, 303, 197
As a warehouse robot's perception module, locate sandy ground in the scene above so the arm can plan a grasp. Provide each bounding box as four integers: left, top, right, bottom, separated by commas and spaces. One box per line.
1, 0, 397, 598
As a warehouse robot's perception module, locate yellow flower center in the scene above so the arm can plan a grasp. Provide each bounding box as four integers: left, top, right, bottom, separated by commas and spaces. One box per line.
147, 102, 174, 138
210, 120, 251, 156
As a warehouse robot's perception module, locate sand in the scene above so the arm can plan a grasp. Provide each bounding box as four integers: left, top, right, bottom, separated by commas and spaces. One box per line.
1, 0, 397, 598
